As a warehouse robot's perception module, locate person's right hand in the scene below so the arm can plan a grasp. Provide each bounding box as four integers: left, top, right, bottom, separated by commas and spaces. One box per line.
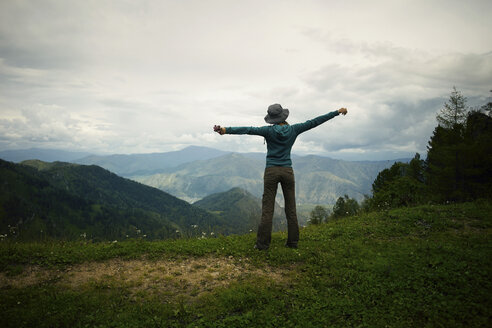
213, 125, 226, 135
338, 108, 348, 115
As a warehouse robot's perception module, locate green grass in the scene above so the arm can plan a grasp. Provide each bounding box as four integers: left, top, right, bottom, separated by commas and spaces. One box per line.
1, 201, 491, 327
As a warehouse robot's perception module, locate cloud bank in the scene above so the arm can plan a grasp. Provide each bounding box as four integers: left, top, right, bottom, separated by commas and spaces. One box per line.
0, 0, 491, 160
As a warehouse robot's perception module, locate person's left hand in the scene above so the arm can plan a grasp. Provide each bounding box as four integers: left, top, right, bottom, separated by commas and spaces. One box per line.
338, 108, 348, 115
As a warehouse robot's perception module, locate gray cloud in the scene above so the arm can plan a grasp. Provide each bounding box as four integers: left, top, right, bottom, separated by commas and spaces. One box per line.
286, 49, 492, 159
0, 1, 491, 160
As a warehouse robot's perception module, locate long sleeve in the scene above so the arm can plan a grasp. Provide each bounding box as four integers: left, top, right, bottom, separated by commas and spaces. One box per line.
225, 126, 270, 137
292, 110, 339, 135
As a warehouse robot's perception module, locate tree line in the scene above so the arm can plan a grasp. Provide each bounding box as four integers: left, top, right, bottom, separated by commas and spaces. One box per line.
310, 88, 492, 224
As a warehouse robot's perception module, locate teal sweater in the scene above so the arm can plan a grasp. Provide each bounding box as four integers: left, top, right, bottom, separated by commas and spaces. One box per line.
226, 110, 340, 167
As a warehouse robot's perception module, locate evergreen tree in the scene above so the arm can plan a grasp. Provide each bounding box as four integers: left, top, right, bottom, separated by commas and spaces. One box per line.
367, 89, 491, 207
372, 162, 407, 194
426, 87, 469, 201
426, 92, 492, 202
407, 153, 425, 183
369, 155, 427, 209
436, 86, 468, 128
462, 110, 492, 198
425, 125, 466, 201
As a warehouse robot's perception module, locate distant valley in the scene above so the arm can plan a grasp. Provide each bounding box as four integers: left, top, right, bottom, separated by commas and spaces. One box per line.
0, 146, 407, 241
128, 151, 401, 205
0, 146, 405, 206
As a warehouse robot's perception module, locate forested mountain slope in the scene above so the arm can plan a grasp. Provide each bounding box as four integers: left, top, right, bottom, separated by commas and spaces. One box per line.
193, 187, 286, 233
0, 159, 232, 240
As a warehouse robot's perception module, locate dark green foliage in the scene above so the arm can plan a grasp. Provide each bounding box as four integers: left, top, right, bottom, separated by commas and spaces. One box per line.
426, 124, 466, 201
406, 152, 425, 182
332, 194, 360, 218
371, 175, 428, 209
0, 159, 233, 241
368, 89, 491, 207
461, 111, 492, 198
425, 87, 469, 201
368, 154, 427, 210
426, 109, 492, 202
372, 162, 408, 194
308, 205, 329, 224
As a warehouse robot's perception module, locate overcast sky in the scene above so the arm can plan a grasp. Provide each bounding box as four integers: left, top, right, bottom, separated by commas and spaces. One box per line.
1, 0, 491, 160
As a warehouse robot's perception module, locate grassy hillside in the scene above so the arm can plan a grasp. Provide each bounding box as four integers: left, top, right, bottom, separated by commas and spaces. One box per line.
1, 201, 490, 327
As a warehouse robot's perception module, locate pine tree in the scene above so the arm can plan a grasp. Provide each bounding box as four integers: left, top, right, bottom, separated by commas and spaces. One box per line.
372, 162, 407, 194
462, 110, 492, 198
425, 125, 465, 201
369, 159, 427, 209
407, 153, 425, 183
426, 87, 469, 201
436, 86, 468, 128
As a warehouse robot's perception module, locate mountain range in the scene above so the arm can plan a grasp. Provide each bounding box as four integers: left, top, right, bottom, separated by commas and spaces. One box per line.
74, 146, 230, 176
0, 148, 93, 163
0, 159, 237, 241
0, 146, 409, 241
129, 152, 402, 205
0, 146, 406, 205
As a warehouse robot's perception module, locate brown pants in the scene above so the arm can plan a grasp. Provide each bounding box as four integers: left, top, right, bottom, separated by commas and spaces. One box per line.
256, 166, 299, 249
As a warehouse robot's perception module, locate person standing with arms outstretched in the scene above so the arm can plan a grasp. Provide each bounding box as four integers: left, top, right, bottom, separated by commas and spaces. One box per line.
214, 104, 348, 250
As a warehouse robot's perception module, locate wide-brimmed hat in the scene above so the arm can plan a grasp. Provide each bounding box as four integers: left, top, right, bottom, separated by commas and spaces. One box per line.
264, 104, 289, 124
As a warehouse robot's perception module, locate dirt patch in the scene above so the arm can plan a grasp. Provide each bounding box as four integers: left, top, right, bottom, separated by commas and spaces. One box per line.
0, 256, 291, 300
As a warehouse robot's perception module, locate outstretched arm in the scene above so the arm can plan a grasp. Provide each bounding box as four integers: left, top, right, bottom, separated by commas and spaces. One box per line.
213, 125, 269, 137
293, 107, 348, 134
